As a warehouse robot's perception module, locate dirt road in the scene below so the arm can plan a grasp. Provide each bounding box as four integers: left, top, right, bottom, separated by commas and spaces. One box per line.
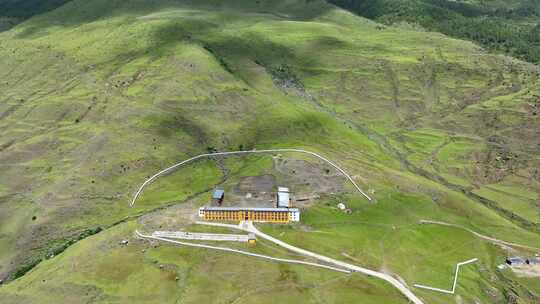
420, 220, 540, 252
197, 221, 425, 304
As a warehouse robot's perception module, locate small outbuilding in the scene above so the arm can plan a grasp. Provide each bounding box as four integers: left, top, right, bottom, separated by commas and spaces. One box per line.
277, 187, 290, 208
212, 188, 225, 206
506, 257, 526, 266
248, 233, 257, 245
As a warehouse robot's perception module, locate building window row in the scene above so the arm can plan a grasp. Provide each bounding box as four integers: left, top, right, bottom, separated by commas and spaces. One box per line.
203, 211, 292, 222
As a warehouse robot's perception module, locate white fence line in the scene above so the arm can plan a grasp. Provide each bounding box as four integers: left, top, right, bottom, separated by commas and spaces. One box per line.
414, 258, 478, 294
129, 149, 372, 207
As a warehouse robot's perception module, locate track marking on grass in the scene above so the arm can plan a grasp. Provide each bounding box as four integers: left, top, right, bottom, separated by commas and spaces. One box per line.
129, 148, 372, 208
135, 230, 352, 274
197, 221, 425, 304
152, 230, 250, 242
420, 220, 540, 251
413, 258, 478, 295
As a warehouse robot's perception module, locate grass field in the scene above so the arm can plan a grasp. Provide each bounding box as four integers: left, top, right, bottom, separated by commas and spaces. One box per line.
1, 0, 540, 303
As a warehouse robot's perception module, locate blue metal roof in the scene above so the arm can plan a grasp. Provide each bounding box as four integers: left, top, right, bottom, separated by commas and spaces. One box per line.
212, 189, 224, 199
507, 257, 526, 264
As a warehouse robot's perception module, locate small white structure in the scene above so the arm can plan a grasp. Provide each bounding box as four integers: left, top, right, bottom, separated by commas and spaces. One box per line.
290, 209, 300, 222
277, 187, 290, 208
153, 231, 251, 242
337, 203, 346, 210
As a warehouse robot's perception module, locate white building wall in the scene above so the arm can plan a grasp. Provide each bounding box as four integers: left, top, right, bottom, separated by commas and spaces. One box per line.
289, 210, 300, 222
277, 187, 290, 208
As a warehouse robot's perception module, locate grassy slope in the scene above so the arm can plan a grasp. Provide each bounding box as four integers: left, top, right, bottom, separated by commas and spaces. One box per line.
329, 0, 540, 63
0, 0, 539, 303
1, 220, 411, 304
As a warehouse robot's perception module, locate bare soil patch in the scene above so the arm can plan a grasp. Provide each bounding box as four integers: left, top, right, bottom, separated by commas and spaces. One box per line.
138, 199, 202, 231
510, 264, 540, 278
225, 174, 276, 208
273, 156, 346, 198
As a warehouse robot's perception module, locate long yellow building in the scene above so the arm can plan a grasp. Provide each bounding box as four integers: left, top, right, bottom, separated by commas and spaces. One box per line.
198, 207, 300, 223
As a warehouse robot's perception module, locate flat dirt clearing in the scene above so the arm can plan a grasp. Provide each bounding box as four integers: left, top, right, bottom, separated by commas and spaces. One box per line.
511, 264, 540, 278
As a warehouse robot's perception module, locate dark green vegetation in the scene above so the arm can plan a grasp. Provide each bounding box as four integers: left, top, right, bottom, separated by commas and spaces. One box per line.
330, 0, 540, 63
0, 0, 72, 31
0, 0, 540, 303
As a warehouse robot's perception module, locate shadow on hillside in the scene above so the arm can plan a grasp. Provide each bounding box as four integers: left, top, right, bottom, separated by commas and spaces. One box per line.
14, 0, 336, 39
88, 12, 349, 84
153, 111, 210, 146
0, 0, 74, 33
12, 0, 350, 80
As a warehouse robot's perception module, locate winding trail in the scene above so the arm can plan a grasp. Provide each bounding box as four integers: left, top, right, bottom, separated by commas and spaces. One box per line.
420, 220, 540, 252
197, 221, 425, 304
129, 149, 372, 207
135, 230, 351, 274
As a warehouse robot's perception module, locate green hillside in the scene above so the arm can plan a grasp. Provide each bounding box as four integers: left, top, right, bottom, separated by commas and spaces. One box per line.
0, 0, 540, 303
330, 0, 540, 63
